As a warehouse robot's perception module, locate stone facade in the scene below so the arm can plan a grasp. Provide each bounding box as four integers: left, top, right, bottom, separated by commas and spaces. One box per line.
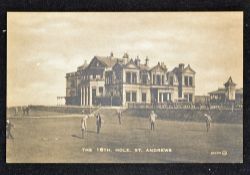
65, 53, 196, 106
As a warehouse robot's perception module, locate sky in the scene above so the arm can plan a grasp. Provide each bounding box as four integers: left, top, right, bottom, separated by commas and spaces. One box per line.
7, 12, 243, 106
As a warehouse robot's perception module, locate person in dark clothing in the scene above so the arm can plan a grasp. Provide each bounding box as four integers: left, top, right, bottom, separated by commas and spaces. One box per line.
96, 113, 102, 134
117, 109, 122, 125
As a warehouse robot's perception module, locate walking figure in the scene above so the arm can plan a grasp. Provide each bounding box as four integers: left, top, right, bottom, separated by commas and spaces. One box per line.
81, 115, 88, 139
14, 107, 18, 116
204, 113, 212, 132
96, 113, 102, 134
149, 110, 157, 131
6, 120, 14, 139
26, 106, 30, 116
117, 109, 122, 125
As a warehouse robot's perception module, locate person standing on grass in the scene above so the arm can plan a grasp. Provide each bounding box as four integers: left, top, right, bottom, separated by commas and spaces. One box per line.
81, 115, 88, 139
117, 108, 122, 125
149, 110, 157, 131
6, 119, 14, 139
204, 113, 212, 132
14, 107, 17, 116
96, 112, 102, 134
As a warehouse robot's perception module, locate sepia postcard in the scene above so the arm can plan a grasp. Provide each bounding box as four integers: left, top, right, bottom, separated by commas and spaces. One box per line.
6, 12, 243, 163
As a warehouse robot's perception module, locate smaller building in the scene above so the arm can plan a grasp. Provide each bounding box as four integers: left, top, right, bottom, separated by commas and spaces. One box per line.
208, 77, 243, 105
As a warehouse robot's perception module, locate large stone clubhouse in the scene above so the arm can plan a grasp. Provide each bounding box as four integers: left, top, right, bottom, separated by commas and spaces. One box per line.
65, 52, 196, 106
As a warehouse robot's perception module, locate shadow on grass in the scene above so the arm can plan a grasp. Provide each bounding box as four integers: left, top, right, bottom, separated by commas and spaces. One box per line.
71, 134, 82, 139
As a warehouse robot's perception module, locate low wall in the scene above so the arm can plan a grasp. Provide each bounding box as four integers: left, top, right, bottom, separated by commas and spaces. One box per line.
125, 108, 243, 124
7, 105, 98, 115
7, 105, 243, 124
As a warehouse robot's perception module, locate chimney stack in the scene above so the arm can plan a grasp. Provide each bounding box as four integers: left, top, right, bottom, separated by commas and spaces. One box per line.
179, 63, 185, 70
110, 51, 114, 57
135, 56, 140, 66
145, 56, 149, 66
123, 52, 129, 64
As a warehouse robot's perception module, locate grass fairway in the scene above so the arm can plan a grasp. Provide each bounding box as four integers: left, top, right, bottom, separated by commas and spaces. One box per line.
7, 111, 242, 163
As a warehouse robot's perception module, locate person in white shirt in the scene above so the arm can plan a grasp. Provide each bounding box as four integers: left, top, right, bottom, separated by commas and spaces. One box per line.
204, 113, 212, 132
81, 112, 88, 139
6, 119, 14, 139
149, 110, 157, 131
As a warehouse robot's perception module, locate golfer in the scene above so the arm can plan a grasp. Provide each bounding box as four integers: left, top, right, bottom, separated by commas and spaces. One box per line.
96, 112, 102, 134
204, 113, 212, 132
149, 110, 157, 131
117, 109, 122, 125
6, 119, 14, 139
81, 115, 88, 139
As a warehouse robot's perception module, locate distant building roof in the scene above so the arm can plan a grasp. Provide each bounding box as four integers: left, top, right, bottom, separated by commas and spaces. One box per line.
77, 60, 88, 70
208, 88, 226, 94
224, 76, 236, 87
94, 56, 119, 68
236, 88, 243, 94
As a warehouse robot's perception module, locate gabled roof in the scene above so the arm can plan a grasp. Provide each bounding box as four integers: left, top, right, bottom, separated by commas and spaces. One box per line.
77, 63, 88, 71
224, 76, 236, 87
208, 88, 226, 94
150, 63, 167, 72
171, 67, 180, 74
94, 56, 119, 68
183, 64, 196, 74
124, 59, 140, 69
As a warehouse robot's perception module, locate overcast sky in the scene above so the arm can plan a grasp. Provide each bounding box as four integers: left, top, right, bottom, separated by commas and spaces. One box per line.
7, 12, 243, 106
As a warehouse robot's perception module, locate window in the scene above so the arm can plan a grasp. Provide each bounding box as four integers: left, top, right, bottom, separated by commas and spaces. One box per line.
153, 75, 155, 84
70, 80, 75, 88
99, 87, 103, 95
132, 73, 137, 84
126, 92, 130, 102
162, 75, 164, 85
132, 92, 137, 102
163, 93, 168, 102
157, 75, 161, 85
189, 94, 193, 102
170, 76, 174, 86
142, 74, 147, 84
159, 93, 162, 102
142, 93, 147, 102
184, 94, 188, 100
189, 77, 193, 86
184, 93, 193, 102
110, 76, 112, 84
70, 90, 75, 96
93, 74, 96, 79
184, 76, 189, 86
126, 72, 131, 83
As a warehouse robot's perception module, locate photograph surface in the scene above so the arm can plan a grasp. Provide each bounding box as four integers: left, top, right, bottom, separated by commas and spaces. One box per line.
6, 12, 243, 163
